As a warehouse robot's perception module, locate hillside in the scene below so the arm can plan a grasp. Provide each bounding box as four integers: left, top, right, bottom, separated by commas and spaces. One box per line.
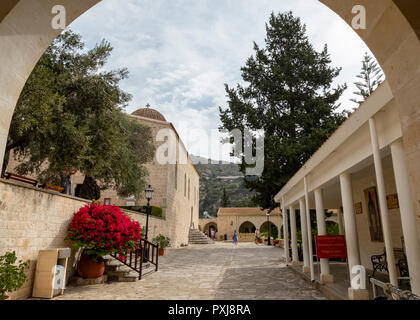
191, 155, 256, 217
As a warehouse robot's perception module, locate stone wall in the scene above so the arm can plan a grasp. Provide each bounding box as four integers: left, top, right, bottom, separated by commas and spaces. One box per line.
0, 179, 88, 299
0, 179, 165, 300
123, 209, 167, 242
217, 213, 282, 242
6, 113, 200, 248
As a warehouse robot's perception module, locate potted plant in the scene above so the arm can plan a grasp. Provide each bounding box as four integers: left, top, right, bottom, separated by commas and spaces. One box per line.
66, 203, 142, 279
152, 234, 170, 256
0, 251, 30, 300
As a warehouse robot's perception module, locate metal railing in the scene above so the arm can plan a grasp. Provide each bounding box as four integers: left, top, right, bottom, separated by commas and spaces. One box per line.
111, 239, 159, 280
370, 277, 420, 300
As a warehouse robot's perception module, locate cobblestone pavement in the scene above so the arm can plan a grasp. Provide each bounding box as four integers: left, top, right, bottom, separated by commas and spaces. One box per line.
54, 242, 326, 300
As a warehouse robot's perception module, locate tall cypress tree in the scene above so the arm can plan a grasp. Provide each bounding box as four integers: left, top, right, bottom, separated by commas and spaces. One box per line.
350, 52, 384, 105
221, 187, 230, 207
219, 11, 347, 210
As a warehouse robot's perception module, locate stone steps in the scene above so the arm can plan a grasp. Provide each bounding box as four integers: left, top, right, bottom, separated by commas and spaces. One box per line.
103, 255, 150, 283
188, 229, 214, 244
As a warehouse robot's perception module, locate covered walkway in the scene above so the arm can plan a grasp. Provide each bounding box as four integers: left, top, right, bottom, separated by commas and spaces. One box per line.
276, 81, 420, 300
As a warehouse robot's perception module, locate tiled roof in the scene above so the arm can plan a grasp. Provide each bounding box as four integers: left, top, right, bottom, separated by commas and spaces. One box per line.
217, 207, 281, 216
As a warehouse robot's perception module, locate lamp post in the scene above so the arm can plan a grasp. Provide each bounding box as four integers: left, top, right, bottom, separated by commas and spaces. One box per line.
144, 184, 154, 241
266, 210, 271, 246
143, 185, 154, 262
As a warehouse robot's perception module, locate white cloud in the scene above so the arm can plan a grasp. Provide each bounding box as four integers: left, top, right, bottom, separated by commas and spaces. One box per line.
69, 0, 376, 160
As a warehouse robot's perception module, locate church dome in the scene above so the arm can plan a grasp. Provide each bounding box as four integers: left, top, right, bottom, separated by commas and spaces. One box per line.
131, 104, 166, 122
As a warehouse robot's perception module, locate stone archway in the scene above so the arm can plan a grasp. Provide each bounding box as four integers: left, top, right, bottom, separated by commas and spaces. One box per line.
203, 221, 218, 239
260, 221, 278, 239
239, 221, 256, 234
1, 0, 420, 220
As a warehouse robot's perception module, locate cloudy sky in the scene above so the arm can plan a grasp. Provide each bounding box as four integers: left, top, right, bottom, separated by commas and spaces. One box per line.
69, 0, 376, 161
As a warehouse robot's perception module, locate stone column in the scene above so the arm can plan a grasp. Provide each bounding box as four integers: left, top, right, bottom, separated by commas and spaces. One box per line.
340, 172, 369, 300
282, 197, 290, 262
289, 204, 299, 264
314, 188, 334, 283
304, 177, 315, 281
299, 197, 310, 273
391, 139, 420, 295
369, 118, 398, 286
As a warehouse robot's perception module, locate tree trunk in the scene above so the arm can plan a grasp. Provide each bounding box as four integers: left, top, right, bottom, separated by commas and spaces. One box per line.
1, 150, 10, 177
79, 175, 100, 201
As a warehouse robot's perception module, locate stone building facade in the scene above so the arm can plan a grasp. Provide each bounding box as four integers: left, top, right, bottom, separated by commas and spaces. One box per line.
72, 107, 200, 247
0, 179, 166, 299
199, 208, 282, 242
6, 107, 200, 248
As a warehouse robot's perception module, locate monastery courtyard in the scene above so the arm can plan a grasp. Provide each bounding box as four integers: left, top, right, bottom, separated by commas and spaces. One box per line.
53, 243, 326, 300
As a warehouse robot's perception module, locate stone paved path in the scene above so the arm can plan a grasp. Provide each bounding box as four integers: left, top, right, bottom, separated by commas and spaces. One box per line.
54, 242, 326, 300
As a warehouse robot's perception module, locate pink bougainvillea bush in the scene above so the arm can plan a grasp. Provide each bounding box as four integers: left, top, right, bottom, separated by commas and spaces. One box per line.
66, 203, 142, 259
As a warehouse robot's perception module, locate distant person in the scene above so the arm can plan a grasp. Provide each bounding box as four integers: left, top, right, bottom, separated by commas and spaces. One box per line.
233, 230, 238, 246
255, 228, 260, 243
210, 229, 215, 239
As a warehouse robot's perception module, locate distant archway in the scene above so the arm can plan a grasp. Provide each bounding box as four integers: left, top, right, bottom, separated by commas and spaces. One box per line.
203, 222, 218, 239
239, 221, 256, 234
260, 221, 278, 239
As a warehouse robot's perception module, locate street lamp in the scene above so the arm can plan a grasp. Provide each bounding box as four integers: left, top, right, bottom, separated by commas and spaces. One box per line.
144, 185, 154, 241
143, 185, 153, 262
266, 210, 271, 246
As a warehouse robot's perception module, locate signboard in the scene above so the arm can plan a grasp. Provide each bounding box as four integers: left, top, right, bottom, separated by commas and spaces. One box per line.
354, 202, 363, 214
386, 194, 399, 210
315, 235, 347, 259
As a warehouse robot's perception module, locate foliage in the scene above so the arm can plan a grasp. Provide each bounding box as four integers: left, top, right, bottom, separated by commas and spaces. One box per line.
271, 224, 279, 239
260, 223, 279, 239
120, 205, 163, 218
221, 187, 230, 207
0, 251, 30, 300
219, 11, 347, 210
192, 155, 256, 217
326, 222, 339, 235
152, 234, 171, 249
350, 52, 384, 105
66, 203, 142, 259
6, 30, 154, 199
260, 226, 278, 240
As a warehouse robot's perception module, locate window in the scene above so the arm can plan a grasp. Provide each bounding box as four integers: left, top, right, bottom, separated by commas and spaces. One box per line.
184, 173, 187, 197
188, 178, 190, 200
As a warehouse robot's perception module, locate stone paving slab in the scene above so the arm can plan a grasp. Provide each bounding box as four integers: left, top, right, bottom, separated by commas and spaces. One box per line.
53, 242, 326, 300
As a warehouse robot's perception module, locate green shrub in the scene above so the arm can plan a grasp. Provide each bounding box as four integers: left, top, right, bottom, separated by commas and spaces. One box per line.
327, 222, 339, 235
152, 234, 171, 249
0, 251, 30, 300
120, 205, 163, 218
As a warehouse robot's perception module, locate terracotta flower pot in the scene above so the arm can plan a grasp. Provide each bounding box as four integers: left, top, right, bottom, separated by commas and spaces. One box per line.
77, 254, 105, 279
158, 248, 165, 256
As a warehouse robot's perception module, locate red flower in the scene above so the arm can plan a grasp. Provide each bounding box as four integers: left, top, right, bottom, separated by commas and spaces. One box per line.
67, 203, 143, 257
